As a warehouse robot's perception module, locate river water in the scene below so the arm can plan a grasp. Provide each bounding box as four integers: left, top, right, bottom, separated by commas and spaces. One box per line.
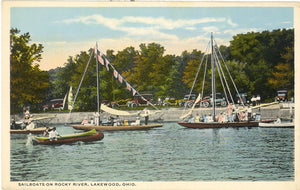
10, 122, 294, 181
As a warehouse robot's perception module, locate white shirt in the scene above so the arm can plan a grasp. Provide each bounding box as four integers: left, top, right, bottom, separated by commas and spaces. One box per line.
49, 130, 59, 138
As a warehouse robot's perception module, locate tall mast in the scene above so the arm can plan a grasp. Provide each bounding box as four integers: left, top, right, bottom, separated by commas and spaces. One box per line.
96, 43, 100, 116
211, 32, 216, 120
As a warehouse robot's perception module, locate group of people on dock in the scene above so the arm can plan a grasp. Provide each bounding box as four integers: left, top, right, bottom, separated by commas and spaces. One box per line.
188, 103, 258, 123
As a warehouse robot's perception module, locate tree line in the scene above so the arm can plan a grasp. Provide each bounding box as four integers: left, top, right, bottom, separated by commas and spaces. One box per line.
10, 28, 294, 113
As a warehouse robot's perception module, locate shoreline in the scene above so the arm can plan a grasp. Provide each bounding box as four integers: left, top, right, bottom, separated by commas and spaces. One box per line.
11, 102, 294, 124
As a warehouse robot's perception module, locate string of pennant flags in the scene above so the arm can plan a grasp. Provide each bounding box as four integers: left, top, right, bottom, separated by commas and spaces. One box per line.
94, 46, 141, 99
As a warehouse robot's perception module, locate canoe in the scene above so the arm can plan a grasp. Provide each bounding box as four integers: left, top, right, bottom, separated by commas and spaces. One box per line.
72, 124, 163, 131
32, 129, 104, 145
177, 121, 259, 129
10, 127, 52, 134
259, 122, 294, 128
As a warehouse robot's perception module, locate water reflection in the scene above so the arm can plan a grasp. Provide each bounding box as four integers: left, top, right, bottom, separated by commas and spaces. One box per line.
10, 123, 294, 181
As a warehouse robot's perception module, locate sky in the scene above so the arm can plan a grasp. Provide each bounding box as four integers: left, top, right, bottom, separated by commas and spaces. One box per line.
10, 6, 294, 71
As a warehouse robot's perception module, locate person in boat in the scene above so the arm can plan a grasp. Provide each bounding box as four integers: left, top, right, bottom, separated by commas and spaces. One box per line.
24, 110, 30, 119
222, 112, 228, 123
26, 121, 35, 130
144, 108, 150, 125
227, 103, 234, 122
194, 113, 201, 123
90, 118, 94, 125
48, 127, 61, 141
131, 117, 141, 126
188, 114, 194, 123
11, 119, 18, 129
247, 106, 252, 121
108, 115, 115, 126
251, 96, 256, 106
21, 116, 31, 129
274, 116, 281, 124
256, 95, 261, 105
206, 113, 213, 123
203, 114, 207, 122
239, 111, 245, 121
43, 127, 50, 136
93, 112, 100, 126
81, 117, 89, 125
217, 113, 223, 123
114, 115, 121, 126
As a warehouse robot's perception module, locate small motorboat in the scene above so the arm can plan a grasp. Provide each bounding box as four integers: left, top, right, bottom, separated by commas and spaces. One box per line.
32, 129, 104, 145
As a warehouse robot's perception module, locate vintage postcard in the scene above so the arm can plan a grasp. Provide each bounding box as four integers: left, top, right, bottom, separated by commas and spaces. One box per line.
2, 1, 299, 190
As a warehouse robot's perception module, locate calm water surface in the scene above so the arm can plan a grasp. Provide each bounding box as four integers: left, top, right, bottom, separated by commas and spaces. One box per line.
10, 123, 294, 181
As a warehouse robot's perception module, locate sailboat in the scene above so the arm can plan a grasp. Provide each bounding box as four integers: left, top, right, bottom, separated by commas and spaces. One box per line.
10, 114, 56, 134
70, 44, 163, 131
177, 33, 259, 129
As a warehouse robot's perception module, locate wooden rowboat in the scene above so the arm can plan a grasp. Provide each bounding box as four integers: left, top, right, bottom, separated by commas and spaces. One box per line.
72, 124, 163, 131
177, 121, 259, 129
32, 129, 104, 145
10, 127, 52, 134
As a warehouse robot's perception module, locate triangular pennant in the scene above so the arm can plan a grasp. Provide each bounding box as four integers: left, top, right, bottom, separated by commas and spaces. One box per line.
126, 82, 131, 91
118, 75, 123, 84
132, 89, 137, 96
105, 62, 110, 71
113, 70, 119, 78
97, 54, 104, 65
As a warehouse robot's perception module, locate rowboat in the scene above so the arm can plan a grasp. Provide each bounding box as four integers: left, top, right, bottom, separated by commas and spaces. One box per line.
177, 121, 259, 129
10, 127, 52, 134
32, 129, 104, 145
72, 124, 163, 131
259, 122, 294, 128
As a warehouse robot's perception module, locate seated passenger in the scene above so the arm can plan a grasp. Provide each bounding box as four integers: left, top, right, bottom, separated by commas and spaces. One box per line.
26, 121, 35, 130
43, 127, 50, 136
217, 113, 223, 123
222, 112, 228, 123
206, 113, 213, 122
48, 127, 61, 141
131, 117, 141, 126
102, 118, 108, 125
188, 115, 194, 123
275, 116, 281, 124
81, 117, 89, 125
194, 114, 200, 123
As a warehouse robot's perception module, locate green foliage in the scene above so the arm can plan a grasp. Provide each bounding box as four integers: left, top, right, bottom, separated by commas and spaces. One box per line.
230, 29, 294, 99
10, 28, 50, 113
46, 28, 294, 111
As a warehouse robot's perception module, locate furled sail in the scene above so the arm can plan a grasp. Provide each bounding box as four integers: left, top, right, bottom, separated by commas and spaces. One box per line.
180, 94, 202, 119
68, 86, 73, 110
100, 104, 140, 116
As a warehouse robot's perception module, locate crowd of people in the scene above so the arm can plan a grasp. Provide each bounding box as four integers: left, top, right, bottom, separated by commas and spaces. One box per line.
80, 108, 150, 126
187, 103, 259, 123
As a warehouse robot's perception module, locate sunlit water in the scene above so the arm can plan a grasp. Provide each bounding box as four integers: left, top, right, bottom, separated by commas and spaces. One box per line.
10, 123, 294, 181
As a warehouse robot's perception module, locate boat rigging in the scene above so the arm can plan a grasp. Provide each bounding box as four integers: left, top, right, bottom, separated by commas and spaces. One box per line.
178, 33, 259, 128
